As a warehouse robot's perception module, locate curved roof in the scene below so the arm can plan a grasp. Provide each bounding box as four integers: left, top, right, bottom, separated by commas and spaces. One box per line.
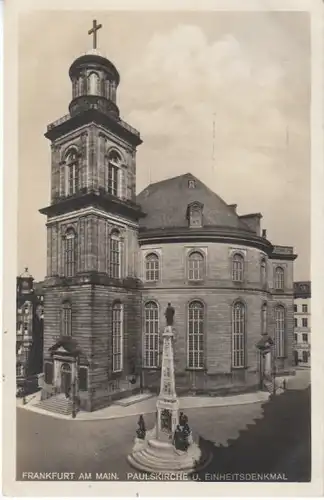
137, 173, 251, 232
69, 52, 120, 84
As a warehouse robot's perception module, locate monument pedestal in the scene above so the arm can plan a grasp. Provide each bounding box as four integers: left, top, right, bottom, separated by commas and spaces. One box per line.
128, 325, 207, 473
128, 435, 202, 473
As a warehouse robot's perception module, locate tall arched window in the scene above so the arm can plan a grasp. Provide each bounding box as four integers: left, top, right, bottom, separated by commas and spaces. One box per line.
232, 253, 244, 282
105, 150, 122, 196
78, 76, 85, 96
64, 229, 77, 277
144, 302, 159, 368
232, 302, 246, 368
274, 266, 285, 290
275, 305, 285, 358
261, 302, 267, 335
112, 302, 123, 372
260, 258, 267, 287
62, 301, 72, 337
65, 149, 79, 196
187, 301, 204, 369
88, 72, 100, 95
188, 251, 204, 281
110, 230, 121, 278
145, 253, 160, 282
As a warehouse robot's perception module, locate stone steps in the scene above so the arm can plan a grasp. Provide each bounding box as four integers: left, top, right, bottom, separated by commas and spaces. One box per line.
128, 437, 211, 474
35, 395, 73, 416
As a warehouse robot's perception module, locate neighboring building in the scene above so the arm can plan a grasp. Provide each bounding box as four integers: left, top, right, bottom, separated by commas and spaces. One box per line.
293, 281, 311, 365
16, 268, 44, 393
39, 26, 297, 412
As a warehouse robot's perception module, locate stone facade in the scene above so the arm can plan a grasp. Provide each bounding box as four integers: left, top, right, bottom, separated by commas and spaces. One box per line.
39, 44, 297, 412
140, 242, 295, 394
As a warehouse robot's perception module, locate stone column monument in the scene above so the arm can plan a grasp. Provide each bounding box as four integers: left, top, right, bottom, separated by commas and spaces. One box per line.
127, 303, 204, 473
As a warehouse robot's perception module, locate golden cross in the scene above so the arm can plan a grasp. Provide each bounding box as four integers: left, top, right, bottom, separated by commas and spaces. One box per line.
88, 19, 102, 50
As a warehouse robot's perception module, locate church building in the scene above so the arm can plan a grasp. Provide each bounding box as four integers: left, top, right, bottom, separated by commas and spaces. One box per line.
39, 21, 297, 412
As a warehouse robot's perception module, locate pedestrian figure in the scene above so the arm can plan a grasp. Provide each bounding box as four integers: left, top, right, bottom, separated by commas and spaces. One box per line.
136, 414, 146, 440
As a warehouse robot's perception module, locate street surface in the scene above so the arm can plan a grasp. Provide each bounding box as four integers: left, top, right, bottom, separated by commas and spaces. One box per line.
16, 369, 310, 482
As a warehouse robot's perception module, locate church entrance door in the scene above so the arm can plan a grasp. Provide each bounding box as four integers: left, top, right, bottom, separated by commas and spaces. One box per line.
60, 363, 71, 395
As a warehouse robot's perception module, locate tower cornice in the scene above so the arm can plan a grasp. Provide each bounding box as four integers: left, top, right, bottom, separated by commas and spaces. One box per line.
45, 107, 142, 147
39, 190, 146, 221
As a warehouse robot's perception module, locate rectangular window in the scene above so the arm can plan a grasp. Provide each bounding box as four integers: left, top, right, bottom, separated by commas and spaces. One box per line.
78, 367, 88, 391
68, 164, 78, 196
112, 303, 123, 372
107, 163, 118, 196
145, 254, 160, 282
62, 303, 72, 336
275, 307, 285, 358
302, 318, 308, 328
302, 333, 308, 342
110, 235, 120, 279
232, 303, 245, 368
294, 318, 298, 328
294, 333, 298, 342
294, 304, 297, 312
188, 302, 204, 369
302, 304, 308, 313
144, 303, 159, 368
44, 362, 53, 384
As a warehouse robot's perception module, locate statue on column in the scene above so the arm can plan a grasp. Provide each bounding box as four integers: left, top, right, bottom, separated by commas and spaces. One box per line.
165, 303, 175, 327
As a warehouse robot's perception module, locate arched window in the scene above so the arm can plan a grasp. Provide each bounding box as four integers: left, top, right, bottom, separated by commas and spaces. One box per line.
65, 149, 79, 196
145, 253, 160, 282
110, 81, 116, 102
72, 79, 77, 99
78, 76, 85, 96
105, 80, 111, 99
144, 302, 159, 368
188, 251, 204, 281
88, 72, 100, 95
275, 266, 285, 290
110, 230, 121, 278
261, 302, 267, 335
62, 301, 72, 337
64, 228, 77, 277
260, 258, 267, 287
112, 302, 123, 372
275, 305, 285, 358
187, 301, 204, 369
232, 302, 246, 368
105, 150, 122, 196
232, 253, 244, 282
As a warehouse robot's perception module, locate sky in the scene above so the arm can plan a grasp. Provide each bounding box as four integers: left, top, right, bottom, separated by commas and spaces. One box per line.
18, 10, 310, 281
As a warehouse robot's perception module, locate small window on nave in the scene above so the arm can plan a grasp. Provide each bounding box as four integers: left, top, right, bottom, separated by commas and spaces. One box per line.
188, 251, 205, 281
145, 253, 160, 282
232, 253, 244, 282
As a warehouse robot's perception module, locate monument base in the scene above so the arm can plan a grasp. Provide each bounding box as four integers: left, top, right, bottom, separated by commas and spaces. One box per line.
127, 427, 205, 473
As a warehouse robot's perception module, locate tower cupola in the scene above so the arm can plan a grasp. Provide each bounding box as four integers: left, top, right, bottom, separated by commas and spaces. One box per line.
68, 20, 120, 119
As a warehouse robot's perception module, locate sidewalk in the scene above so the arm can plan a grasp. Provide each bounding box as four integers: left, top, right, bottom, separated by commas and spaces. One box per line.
18, 369, 308, 422
17, 390, 271, 421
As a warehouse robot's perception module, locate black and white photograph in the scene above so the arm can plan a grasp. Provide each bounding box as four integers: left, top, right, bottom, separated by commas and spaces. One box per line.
2, 0, 324, 497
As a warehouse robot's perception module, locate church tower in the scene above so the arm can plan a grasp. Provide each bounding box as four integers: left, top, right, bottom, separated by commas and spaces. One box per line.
40, 21, 144, 412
